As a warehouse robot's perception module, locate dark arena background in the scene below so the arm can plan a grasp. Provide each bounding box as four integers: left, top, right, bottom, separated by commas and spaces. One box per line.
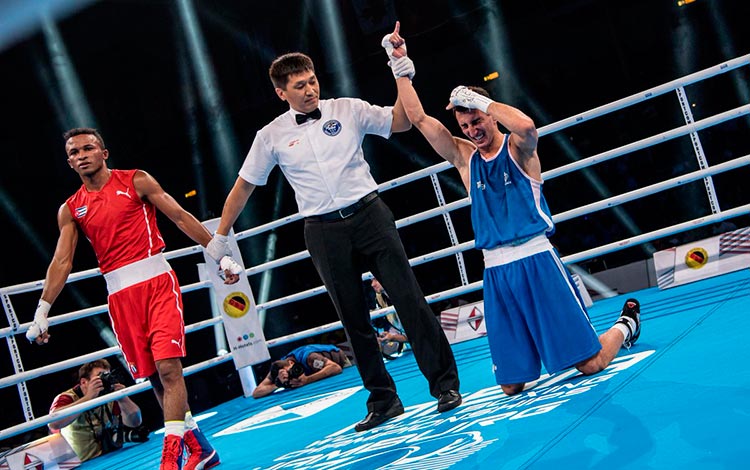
1, 1, 749, 469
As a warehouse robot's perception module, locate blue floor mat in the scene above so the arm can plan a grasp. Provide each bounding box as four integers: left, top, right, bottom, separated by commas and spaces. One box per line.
82, 269, 750, 470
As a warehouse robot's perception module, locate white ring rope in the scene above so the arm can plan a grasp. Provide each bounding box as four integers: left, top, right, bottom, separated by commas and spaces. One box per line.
537, 53, 750, 135
553, 155, 750, 223
562, 204, 750, 265
6, 149, 748, 390
234, 162, 453, 242
0, 354, 235, 442
543, 104, 750, 179
2, 54, 748, 443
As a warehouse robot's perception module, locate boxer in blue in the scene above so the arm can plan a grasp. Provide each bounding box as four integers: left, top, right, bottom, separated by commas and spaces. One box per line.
383, 22, 641, 395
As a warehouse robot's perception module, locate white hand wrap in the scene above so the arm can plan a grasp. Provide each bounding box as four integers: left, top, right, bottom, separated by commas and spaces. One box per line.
381, 34, 396, 60
382, 34, 413, 80
206, 234, 231, 263
26, 300, 51, 342
390, 56, 415, 80
220, 256, 243, 276
448, 86, 493, 113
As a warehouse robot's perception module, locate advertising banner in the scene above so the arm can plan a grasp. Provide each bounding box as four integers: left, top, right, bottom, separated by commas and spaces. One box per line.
202, 219, 270, 368
653, 226, 750, 289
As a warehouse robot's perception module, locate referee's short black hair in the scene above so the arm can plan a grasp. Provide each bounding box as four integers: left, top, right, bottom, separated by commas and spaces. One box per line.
269, 52, 315, 89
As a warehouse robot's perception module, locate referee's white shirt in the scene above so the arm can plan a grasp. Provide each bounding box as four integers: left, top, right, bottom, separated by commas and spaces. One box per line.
239, 97, 393, 217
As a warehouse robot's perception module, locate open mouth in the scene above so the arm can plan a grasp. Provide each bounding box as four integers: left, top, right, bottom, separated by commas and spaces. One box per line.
471, 132, 486, 144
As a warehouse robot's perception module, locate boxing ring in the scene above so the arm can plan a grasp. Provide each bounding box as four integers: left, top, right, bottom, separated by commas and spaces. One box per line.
1, 54, 749, 469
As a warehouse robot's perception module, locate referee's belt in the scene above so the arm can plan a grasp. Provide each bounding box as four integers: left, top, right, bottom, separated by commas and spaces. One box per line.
307, 191, 379, 222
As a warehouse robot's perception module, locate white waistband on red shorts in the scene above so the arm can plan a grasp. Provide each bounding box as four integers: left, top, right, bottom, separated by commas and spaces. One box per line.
483, 234, 552, 269
104, 253, 172, 294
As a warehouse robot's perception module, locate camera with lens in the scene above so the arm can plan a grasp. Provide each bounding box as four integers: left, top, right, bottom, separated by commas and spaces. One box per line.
288, 362, 304, 381
273, 361, 305, 388
98, 370, 118, 395
123, 425, 150, 443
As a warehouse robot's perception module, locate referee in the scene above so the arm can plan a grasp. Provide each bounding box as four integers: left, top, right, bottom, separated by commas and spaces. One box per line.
207, 52, 461, 432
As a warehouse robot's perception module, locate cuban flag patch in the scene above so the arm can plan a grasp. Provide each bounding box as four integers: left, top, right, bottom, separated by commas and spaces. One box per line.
75, 205, 88, 218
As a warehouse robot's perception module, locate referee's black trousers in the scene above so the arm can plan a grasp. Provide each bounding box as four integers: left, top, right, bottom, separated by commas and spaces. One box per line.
304, 196, 460, 412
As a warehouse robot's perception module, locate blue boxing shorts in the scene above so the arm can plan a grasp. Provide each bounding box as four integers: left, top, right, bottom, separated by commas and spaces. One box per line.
482, 235, 601, 385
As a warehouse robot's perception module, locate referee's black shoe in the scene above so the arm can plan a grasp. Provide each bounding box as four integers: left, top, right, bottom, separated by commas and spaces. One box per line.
354, 396, 404, 432
437, 390, 462, 412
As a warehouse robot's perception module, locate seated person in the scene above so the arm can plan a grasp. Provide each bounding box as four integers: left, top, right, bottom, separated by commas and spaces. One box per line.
49, 359, 143, 462
370, 278, 409, 359
252, 344, 352, 398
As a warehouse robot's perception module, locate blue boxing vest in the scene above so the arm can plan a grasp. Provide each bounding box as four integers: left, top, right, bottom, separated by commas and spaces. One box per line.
284, 344, 340, 375
469, 135, 554, 250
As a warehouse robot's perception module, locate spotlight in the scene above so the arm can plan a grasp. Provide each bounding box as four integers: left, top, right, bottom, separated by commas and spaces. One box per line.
677, 0, 696, 6
185, 189, 197, 198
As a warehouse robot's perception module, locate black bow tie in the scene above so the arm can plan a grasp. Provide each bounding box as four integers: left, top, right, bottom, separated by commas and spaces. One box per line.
295, 108, 322, 125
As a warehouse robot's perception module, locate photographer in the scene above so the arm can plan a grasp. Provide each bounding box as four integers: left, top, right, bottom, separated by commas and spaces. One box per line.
252, 344, 351, 398
49, 359, 147, 462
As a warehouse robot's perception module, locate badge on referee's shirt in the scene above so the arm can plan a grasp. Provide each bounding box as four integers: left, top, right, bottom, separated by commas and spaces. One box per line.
322, 120, 342, 136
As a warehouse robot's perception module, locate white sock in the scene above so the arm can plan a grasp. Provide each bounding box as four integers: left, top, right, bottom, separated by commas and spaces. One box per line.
612, 322, 631, 345
164, 420, 185, 437
185, 411, 198, 431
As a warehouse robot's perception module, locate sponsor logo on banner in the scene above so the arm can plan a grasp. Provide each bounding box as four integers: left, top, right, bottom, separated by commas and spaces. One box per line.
467, 306, 483, 331
23, 453, 43, 470
217, 350, 654, 470
684, 247, 709, 269
0, 433, 81, 470
719, 226, 750, 255
236, 332, 255, 342
441, 301, 487, 344
223, 292, 250, 318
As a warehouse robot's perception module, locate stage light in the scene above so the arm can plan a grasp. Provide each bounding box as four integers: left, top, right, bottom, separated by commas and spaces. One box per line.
176, 0, 241, 195
677, 0, 697, 6
41, 14, 97, 130
319, 0, 356, 96
176, 0, 264, 265
483, 71, 499, 82
185, 189, 197, 198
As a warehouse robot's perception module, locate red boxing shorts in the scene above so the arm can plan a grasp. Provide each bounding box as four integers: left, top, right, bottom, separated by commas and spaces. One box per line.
106, 263, 186, 379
